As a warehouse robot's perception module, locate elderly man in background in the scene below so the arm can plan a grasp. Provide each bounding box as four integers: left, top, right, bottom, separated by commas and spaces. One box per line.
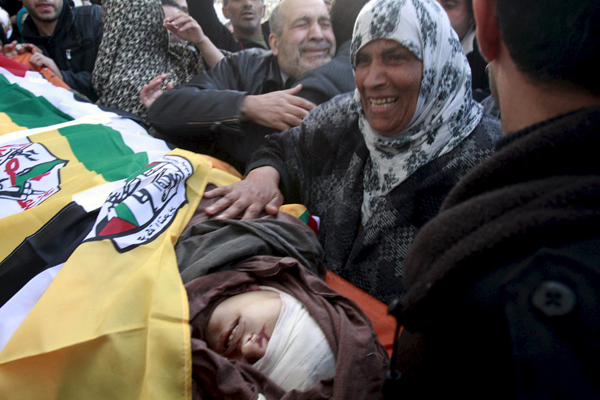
396, 0, 600, 397
147, 0, 335, 171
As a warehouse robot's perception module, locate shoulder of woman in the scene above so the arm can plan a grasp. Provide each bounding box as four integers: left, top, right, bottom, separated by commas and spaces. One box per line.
301, 92, 359, 131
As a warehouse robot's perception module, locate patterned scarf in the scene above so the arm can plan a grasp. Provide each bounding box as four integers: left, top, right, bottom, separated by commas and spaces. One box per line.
350, 0, 482, 223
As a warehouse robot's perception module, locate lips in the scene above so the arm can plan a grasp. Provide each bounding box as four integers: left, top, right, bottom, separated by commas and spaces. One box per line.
219, 318, 241, 356
369, 97, 399, 109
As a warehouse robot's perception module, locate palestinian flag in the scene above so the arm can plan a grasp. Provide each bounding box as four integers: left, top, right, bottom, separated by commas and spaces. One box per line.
0, 67, 218, 399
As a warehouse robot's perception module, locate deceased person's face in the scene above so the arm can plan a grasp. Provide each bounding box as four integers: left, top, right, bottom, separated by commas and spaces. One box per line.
206, 290, 282, 364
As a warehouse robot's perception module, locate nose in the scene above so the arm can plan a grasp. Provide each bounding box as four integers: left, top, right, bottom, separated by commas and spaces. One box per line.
362, 60, 388, 89
240, 336, 266, 364
307, 21, 325, 41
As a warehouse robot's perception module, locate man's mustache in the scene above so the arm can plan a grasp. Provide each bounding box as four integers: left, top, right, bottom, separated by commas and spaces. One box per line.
299, 41, 332, 52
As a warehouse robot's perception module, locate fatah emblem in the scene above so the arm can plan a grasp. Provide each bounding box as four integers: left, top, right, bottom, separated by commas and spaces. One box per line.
0, 141, 67, 218
85, 155, 193, 252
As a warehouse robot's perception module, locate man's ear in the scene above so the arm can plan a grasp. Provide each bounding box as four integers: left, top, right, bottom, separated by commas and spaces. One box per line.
222, 7, 231, 20
269, 33, 279, 56
260, 4, 266, 19
473, 0, 501, 62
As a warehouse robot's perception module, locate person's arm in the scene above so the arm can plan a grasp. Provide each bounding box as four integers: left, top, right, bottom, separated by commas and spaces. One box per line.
187, 0, 243, 52
240, 85, 315, 131
147, 53, 315, 138
163, 11, 224, 68
201, 98, 354, 219
146, 56, 250, 138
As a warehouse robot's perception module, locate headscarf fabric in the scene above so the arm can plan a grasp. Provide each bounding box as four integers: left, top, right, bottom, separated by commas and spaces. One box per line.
350, 0, 483, 223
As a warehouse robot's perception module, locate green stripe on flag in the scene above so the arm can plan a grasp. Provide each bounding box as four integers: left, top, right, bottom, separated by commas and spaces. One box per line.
298, 209, 310, 225
59, 125, 150, 182
0, 75, 74, 128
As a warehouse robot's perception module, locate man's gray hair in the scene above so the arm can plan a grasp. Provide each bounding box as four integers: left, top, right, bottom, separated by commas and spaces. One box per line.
269, 2, 284, 36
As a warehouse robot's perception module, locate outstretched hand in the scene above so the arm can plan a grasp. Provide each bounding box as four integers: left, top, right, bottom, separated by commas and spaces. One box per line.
140, 74, 175, 109
164, 13, 205, 46
240, 85, 316, 131
203, 166, 283, 220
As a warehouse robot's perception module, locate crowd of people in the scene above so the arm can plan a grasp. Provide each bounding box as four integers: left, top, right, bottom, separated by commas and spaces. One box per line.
1, 0, 599, 398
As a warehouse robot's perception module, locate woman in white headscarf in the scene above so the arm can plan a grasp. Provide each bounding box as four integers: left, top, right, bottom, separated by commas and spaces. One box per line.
203, 0, 502, 304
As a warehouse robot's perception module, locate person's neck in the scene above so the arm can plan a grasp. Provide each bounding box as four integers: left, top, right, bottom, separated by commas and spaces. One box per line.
495, 58, 600, 135
233, 26, 262, 40
33, 18, 58, 37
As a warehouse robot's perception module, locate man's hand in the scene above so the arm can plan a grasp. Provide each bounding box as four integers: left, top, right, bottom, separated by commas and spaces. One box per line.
240, 85, 316, 131
140, 74, 175, 109
1, 41, 42, 58
164, 13, 206, 46
204, 166, 283, 220
29, 53, 63, 79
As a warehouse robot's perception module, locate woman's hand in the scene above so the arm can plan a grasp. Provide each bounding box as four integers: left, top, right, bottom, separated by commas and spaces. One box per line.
164, 13, 203, 44
203, 166, 283, 220
140, 74, 174, 109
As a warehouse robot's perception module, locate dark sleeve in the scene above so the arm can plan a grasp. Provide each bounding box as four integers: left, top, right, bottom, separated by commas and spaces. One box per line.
245, 101, 353, 204
61, 70, 96, 101
187, 0, 243, 52
146, 55, 247, 138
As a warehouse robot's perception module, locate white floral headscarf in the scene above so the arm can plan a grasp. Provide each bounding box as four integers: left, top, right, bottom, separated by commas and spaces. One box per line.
350, 0, 483, 224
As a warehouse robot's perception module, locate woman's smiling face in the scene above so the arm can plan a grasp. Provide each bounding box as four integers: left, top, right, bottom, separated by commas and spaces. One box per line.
206, 290, 282, 364
355, 39, 423, 136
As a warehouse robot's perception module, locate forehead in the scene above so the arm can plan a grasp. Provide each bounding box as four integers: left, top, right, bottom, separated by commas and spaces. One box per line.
280, 0, 329, 25
226, 0, 263, 5
358, 39, 412, 57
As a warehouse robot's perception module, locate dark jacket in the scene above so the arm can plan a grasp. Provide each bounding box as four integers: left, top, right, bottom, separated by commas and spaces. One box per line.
21, 4, 102, 102
397, 106, 600, 399
147, 48, 283, 171
245, 94, 502, 304
147, 45, 355, 172
188, 0, 270, 52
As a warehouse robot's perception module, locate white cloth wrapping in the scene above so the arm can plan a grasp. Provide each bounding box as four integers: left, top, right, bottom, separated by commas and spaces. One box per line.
253, 287, 336, 391
349, 0, 483, 223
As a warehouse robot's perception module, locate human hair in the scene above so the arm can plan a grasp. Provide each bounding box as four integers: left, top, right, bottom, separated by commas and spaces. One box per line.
162, 0, 184, 11
330, 0, 370, 45
269, 2, 284, 36
465, 0, 473, 17
496, 0, 600, 95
